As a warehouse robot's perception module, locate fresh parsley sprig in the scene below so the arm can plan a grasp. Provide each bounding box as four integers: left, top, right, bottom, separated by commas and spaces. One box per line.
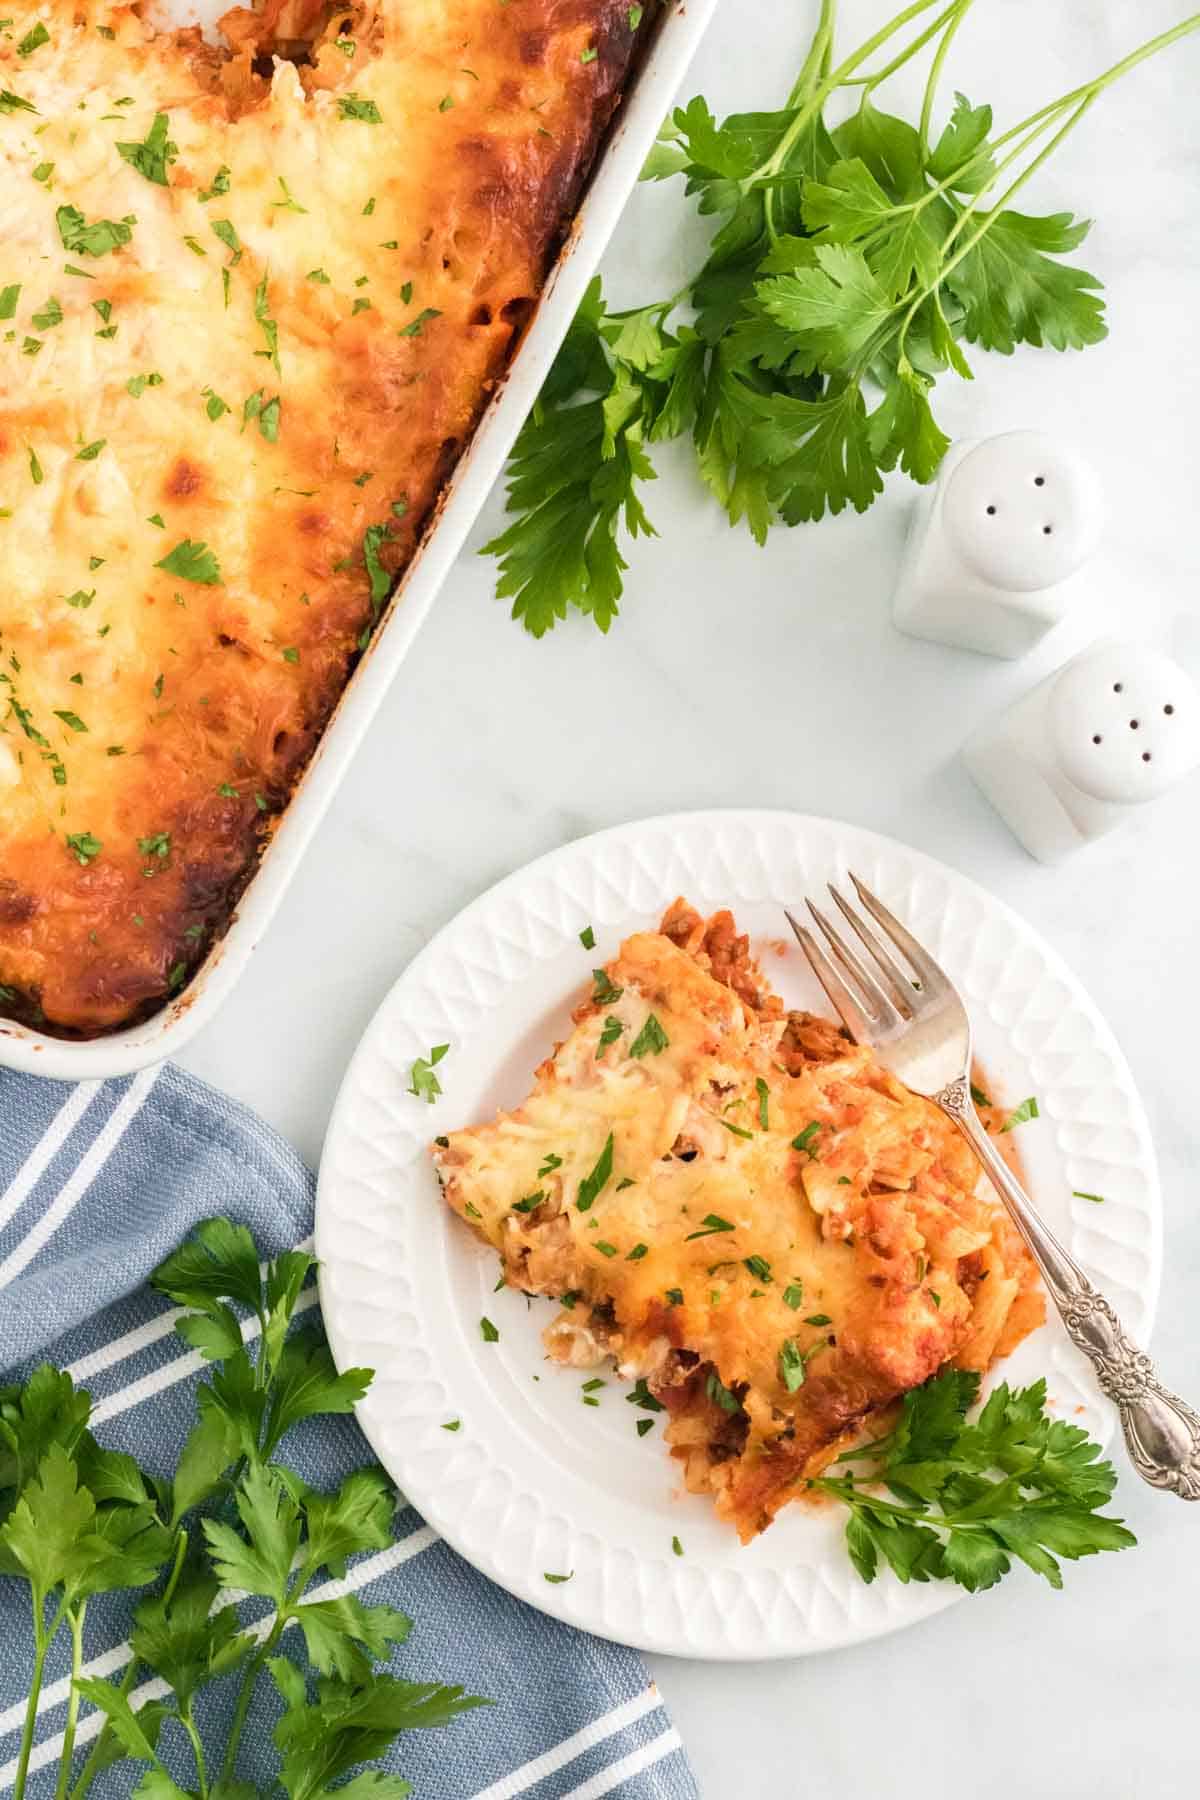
812, 1367, 1135, 1593
486, 0, 1200, 634
0, 1218, 486, 1800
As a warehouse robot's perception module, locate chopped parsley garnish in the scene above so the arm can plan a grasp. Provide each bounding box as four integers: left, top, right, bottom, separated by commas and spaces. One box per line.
338, 94, 382, 122
629, 4, 644, 25
0, 284, 19, 319
559, 1290, 580, 1309
242, 390, 281, 442
138, 832, 170, 861
576, 1132, 614, 1211
582, 1378, 605, 1393
400, 281, 413, 304
636, 1418, 653, 1437
778, 1338, 806, 1393
27, 447, 42, 485
362, 520, 395, 610
198, 165, 230, 202
719, 1118, 752, 1140
352, 297, 372, 316
65, 831, 101, 865
743, 1254, 772, 1284
281, 646, 299, 664
580, 44, 597, 64
627, 1379, 664, 1413
0, 90, 38, 116
538, 1152, 563, 1177
407, 1042, 449, 1103
970, 1082, 993, 1109
543, 1571, 572, 1584
1001, 1096, 1039, 1132
397, 307, 440, 337
579, 924, 596, 949
630, 1012, 669, 1058
203, 387, 230, 420
53, 709, 87, 733
782, 1282, 803, 1309
156, 539, 222, 585
755, 1076, 770, 1129
271, 176, 306, 213
17, 21, 48, 54
463, 1201, 481, 1220
116, 112, 177, 186
211, 218, 241, 259
362, 196, 376, 215
671, 1534, 683, 1557
805, 1313, 832, 1327
626, 1243, 648, 1261
1073, 1190, 1106, 1204
597, 1015, 623, 1055
57, 205, 135, 258
92, 298, 112, 323
705, 1371, 741, 1414
791, 1121, 822, 1156
127, 371, 163, 397
685, 1214, 735, 1241
75, 439, 105, 461
591, 968, 623, 1005
307, 268, 331, 284
32, 161, 53, 182
665, 1287, 683, 1307
30, 297, 60, 333
253, 274, 280, 373
479, 1316, 499, 1343
441, 1419, 461, 1431
511, 1190, 544, 1214
64, 589, 95, 609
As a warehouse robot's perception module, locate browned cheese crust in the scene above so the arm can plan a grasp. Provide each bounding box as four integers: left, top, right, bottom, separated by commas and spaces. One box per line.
0, 0, 641, 1034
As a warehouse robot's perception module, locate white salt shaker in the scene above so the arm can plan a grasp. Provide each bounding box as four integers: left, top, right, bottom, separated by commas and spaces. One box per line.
963, 639, 1200, 862
892, 431, 1103, 657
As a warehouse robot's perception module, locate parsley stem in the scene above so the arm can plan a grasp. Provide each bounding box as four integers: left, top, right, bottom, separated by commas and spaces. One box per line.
53, 1605, 87, 1800
12, 1600, 49, 1800
916, 0, 975, 155
843, 0, 966, 95
759, 0, 946, 183
69, 1529, 187, 1800
787, 0, 837, 106
179, 1707, 210, 1798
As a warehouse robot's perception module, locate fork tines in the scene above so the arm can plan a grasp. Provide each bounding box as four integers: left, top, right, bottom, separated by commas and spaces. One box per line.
785, 873, 947, 1046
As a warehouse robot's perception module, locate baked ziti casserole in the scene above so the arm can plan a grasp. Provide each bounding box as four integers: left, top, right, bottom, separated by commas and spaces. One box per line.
433, 900, 1045, 1542
0, 0, 643, 1035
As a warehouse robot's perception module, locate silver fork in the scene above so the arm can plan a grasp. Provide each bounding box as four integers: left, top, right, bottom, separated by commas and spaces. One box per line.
786, 872, 1200, 1501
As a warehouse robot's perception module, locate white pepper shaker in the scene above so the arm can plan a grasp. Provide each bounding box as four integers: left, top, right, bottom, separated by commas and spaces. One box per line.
892, 430, 1103, 658
963, 639, 1200, 862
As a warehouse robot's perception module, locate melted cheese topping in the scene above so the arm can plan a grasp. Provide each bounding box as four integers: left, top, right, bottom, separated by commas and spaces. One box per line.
435, 902, 1044, 1541
0, 0, 638, 1032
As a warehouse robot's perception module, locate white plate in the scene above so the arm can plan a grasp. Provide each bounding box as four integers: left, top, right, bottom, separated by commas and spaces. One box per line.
315, 810, 1161, 1659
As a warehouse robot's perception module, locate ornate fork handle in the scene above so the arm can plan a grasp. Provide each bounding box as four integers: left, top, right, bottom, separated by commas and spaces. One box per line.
937, 1077, 1200, 1501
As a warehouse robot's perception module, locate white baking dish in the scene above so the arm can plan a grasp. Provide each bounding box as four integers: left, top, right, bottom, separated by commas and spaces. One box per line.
0, 0, 718, 1083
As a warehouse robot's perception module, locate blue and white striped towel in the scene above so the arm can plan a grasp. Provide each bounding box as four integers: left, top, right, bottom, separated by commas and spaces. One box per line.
0, 1064, 698, 1800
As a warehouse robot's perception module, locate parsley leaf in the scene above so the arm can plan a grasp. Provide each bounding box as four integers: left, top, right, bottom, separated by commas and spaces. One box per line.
156, 538, 222, 585
629, 1012, 669, 1057
576, 1132, 614, 1211
116, 112, 178, 186
339, 94, 383, 123
56, 204, 135, 258
1001, 1096, 1039, 1132
407, 1042, 449, 1103
814, 1369, 1135, 1594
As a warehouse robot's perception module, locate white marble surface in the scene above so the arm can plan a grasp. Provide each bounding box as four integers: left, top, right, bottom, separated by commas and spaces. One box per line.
180, 3, 1200, 1794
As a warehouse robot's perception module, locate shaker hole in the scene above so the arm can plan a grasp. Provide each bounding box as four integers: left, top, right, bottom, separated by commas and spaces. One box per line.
1042, 525, 1052, 535
1092, 735, 1102, 745
1130, 719, 1140, 730
1034, 475, 1045, 486
985, 504, 996, 516
1142, 752, 1152, 763
1165, 703, 1175, 715
1113, 682, 1123, 693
